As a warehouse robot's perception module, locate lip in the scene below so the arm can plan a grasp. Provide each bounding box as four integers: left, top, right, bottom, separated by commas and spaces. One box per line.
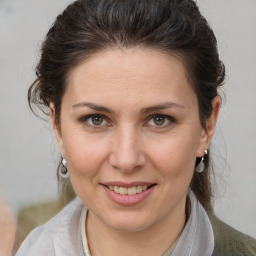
103, 181, 154, 188
101, 183, 156, 206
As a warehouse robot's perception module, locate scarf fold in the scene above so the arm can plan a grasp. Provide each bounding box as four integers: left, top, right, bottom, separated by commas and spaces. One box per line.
169, 192, 214, 256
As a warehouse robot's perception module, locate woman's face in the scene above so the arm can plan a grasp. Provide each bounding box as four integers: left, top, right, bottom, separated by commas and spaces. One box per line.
51, 48, 218, 232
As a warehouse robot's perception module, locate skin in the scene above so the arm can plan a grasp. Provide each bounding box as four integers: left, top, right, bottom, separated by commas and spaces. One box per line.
0, 195, 16, 256
50, 48, 220, 256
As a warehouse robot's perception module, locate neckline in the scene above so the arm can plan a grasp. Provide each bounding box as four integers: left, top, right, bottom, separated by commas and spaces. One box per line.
80, 192, 214, 256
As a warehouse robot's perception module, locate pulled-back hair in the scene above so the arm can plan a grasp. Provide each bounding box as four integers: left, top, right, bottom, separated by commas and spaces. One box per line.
29, 0, 225, 212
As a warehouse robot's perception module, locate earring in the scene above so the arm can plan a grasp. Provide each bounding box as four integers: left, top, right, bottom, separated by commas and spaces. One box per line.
186, 186, 192, 195
196, 149, 208, 173
60, 153, 69, 179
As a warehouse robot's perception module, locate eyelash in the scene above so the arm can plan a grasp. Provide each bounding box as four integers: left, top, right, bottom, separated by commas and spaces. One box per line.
80, 114, 109, 128
146, 114, 176, 128
79, 114, 176, 129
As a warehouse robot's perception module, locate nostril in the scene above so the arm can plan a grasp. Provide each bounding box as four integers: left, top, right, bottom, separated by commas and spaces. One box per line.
108, 151, 146, 173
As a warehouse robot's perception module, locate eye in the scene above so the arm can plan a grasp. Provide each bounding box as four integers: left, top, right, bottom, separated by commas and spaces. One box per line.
152, 116, 166, 126
147, 114, 174, 127
81, 114, 107, 127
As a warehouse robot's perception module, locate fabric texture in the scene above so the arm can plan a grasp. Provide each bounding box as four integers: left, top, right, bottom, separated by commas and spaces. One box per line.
210, 214, 256, 256
170, 192, 214, 256
16, 198, 85, 256
15, 193, 256, 256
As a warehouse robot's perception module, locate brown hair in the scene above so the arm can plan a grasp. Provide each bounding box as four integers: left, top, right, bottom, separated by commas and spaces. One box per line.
29, 0, 225, 211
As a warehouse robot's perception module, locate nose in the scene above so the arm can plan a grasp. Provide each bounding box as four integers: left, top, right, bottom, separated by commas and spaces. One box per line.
108, 124, 146, 172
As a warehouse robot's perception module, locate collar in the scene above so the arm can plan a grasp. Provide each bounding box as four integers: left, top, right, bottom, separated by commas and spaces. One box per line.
81, 192, 214, 256
170, 192, 214, 256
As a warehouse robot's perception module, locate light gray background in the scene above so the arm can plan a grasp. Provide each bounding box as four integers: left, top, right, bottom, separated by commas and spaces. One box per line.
0, 0, 255, 238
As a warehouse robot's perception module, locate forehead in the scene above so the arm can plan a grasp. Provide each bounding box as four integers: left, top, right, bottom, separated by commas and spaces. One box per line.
64, 48, 196, 109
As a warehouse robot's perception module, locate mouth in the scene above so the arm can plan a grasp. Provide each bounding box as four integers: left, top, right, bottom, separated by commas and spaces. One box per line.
102, 184, 157, 196
101, 182, 157, 206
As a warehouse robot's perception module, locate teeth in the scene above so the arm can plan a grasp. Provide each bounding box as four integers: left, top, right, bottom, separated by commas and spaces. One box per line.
108, 185, 150, 195
114, 186, 119, 193
119, 187, 128, 195
128, 186, 137, 195
136, 186, 142, 193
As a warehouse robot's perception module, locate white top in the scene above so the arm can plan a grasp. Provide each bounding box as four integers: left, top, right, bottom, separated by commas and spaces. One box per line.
16, 193, 214, 256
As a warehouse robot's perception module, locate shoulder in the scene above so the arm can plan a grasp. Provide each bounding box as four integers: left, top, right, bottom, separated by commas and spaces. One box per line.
209, 214, 256, 256
15, 197, 85, 256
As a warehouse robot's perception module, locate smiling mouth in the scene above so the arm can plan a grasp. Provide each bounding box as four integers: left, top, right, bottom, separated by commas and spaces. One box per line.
105, 184, 156, 196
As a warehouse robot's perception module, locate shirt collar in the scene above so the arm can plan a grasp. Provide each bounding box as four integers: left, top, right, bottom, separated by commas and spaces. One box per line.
81, 192, 214, 256
170, 192, 214, 256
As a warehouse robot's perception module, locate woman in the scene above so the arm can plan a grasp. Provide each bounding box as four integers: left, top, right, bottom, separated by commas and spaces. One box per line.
16, 0, 256, 255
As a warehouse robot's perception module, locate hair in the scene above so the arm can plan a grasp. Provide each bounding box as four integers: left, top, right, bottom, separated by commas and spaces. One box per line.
29, 0, 225, 212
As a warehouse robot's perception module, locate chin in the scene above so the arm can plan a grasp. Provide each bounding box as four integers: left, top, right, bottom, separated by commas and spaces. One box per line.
103, 212, 154, 233
109, 222, 150, 233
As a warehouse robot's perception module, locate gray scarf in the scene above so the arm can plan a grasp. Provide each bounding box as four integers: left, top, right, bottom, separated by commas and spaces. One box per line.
167, 192, 214, 256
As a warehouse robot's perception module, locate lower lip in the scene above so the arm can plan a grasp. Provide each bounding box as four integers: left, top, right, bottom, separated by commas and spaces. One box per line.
102, 185, 156, 206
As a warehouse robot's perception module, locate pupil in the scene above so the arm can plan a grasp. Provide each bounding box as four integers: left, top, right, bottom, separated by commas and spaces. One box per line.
154, 116, 165, 125
92, 116, 103, 125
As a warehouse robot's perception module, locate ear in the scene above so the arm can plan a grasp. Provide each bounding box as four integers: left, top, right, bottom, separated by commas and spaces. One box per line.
197, 96, 221, 157
49, 103, 64, 153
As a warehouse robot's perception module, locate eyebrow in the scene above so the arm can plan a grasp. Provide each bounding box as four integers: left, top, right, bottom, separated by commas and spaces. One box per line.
72, 102, 114, 114
140, 102, 185, 114
72, 101, 185, 114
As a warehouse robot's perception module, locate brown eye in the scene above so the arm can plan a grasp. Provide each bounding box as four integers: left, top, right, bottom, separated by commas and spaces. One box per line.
146, 114, 174, 128
82, 115, 107, 127
153, 116, 166, 126
91, 116, 104, 125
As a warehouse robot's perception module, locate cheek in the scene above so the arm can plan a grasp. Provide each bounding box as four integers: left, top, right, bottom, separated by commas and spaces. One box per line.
62, 130, 109, 177
149, 132, 200, 179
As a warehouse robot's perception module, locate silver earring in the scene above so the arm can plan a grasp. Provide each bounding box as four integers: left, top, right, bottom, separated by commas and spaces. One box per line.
196, 149, 208, 173
60, 153, 69, 178
186, 186, 192, 195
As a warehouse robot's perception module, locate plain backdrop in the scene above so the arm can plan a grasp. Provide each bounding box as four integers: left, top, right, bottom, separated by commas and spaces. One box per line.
0, 0, 255, 238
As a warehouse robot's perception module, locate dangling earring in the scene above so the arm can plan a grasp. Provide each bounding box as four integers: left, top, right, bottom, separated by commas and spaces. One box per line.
60, 153, 69, 178
186, 186, 192, 195
196, 149, 208, 173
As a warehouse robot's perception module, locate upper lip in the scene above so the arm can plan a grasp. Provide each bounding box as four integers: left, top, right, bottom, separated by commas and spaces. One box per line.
101, 181, 156, 188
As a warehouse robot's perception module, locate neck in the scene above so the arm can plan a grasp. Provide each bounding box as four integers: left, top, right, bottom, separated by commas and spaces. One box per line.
86, 200, 186, 256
